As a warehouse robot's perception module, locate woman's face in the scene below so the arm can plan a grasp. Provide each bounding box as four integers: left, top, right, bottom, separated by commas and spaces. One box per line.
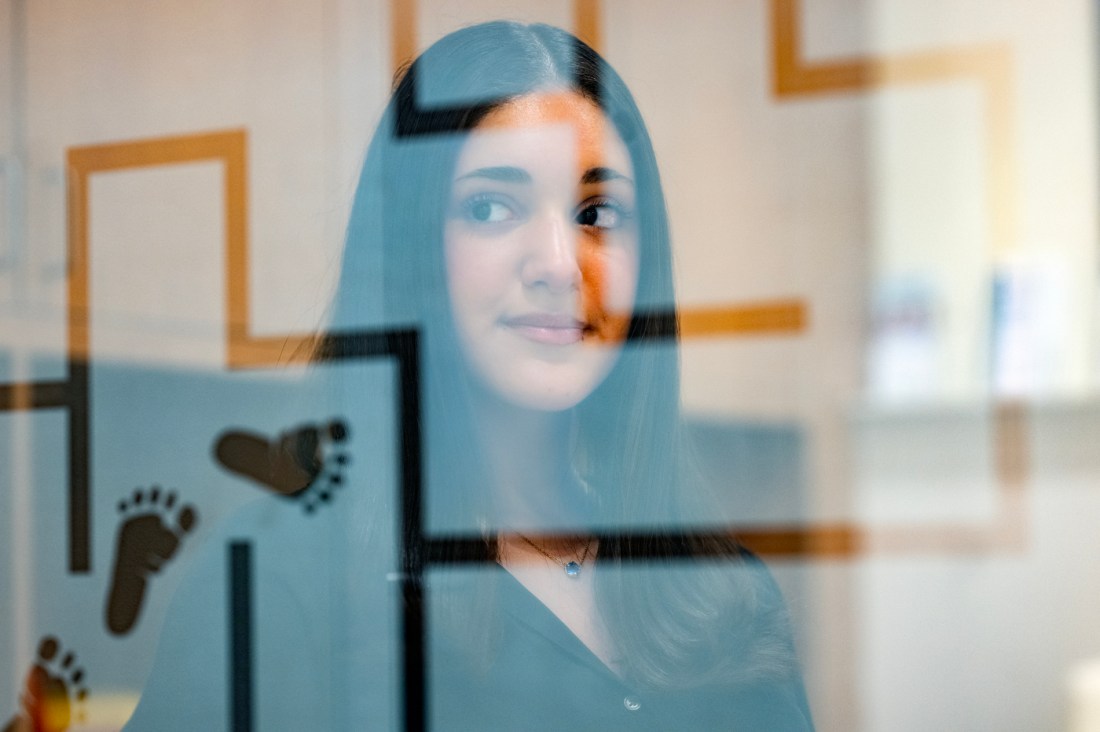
444, 91, 639, 411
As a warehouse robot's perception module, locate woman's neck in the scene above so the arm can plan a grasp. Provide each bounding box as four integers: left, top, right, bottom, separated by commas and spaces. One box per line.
470, 388, 587, 530
470, 389, 620, 672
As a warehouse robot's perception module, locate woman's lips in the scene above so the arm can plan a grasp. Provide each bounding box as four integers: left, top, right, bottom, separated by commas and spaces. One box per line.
503, 314, 586, 345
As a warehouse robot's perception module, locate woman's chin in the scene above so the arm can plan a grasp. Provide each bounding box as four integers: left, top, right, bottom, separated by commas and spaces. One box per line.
461, 343, 622, 413
488, 379, 594, 412
512, 390, 589, 412
491, 360, 619, 412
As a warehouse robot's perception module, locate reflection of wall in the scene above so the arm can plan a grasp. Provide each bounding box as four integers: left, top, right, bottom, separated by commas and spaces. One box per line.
3, 0, 1100, 731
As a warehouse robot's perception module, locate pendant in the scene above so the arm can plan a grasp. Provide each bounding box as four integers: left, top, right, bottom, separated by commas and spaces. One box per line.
565, 561, 581, 577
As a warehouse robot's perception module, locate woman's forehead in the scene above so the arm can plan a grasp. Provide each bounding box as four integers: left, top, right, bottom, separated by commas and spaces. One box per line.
454, 91, 633, 181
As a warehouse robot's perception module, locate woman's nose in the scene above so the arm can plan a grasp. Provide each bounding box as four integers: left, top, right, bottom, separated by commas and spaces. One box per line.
520, 213, 581, 293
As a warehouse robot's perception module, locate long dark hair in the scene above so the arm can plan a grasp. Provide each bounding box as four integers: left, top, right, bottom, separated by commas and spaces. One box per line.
332, 21, 798, 689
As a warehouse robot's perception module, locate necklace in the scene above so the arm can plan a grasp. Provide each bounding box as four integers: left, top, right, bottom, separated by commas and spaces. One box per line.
518, 535, 593, 578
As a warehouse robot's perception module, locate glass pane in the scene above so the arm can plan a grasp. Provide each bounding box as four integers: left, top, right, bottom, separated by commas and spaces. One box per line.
3, 2, 1099, 731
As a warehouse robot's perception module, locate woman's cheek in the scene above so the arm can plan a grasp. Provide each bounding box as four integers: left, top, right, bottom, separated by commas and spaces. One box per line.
580, 247, 634, 343
446, 238, 495, 305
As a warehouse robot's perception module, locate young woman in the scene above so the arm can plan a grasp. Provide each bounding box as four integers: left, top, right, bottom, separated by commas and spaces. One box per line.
332, 20, 815, 731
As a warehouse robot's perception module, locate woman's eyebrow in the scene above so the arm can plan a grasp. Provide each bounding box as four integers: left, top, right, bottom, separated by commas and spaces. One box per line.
454, 166, 531, 183
581, 166, 633, 185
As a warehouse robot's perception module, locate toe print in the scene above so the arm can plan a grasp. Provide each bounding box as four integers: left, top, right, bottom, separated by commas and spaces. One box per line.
214, 418, 351, 514
105, 487, 199, 635
2, 635, 88, 732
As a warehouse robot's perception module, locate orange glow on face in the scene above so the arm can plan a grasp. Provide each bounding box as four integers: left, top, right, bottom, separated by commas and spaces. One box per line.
580, 247, 632, 343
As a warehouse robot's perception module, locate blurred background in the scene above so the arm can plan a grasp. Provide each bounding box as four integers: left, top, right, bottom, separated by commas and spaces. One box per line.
2, 0, 1100, 729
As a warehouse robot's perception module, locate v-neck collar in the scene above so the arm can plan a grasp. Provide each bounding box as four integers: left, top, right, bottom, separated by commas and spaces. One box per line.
494, 563, 625, 682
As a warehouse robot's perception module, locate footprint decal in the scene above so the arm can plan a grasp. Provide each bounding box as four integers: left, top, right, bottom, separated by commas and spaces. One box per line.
214, 418, 350, 514
105, 487, 198, 636
2, 635, 88, 732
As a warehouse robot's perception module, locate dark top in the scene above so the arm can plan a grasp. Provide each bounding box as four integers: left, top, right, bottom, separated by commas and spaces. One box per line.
123, 491, 813, 731
429, 563, 815, 731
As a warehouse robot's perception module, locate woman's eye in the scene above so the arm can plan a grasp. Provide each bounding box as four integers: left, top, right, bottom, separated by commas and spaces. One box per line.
464, 196, 515, 223
575, 199, 629, 230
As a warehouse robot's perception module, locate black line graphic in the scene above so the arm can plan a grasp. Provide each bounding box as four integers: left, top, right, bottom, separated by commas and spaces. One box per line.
229, 541, 253, 732
393, 36, 603, 143
311, 328, 426, 732
69, 362, 90, 572
0, 380, 69, 409
396, 332, 425, 732
0, 358, 91, 573
423, 531, 750, 566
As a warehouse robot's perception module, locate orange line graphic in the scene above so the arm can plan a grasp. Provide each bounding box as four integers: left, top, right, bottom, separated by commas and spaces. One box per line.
770, 0, 1015, 256
681, 300, 805, 338
388, 0, 604, 75
68, 131, 250, 363
66, 130, 802, 373
735, 524, 858, 558
763, 0, 1026, 555
67, 130, 315, 369
391, 0, 418, 75
573, 0, 601, 52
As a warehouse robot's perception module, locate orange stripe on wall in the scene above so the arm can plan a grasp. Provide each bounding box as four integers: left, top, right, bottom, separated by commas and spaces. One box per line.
388, 0, 602, 78
680, 300, 806, 338
573, 0, 602, 52
67, 130, 248, 364
391, 0, 418, 75
736, 525, 860, 558
763, 0, 1026, 555
769, 0, 1015, 257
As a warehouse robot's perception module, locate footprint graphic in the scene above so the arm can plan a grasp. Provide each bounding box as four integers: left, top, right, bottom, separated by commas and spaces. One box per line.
105, 487, 198, 635
214, 418, 350, 514
2, 635, 87, 732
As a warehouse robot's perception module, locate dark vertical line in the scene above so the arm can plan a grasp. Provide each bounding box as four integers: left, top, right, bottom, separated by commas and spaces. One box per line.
229, 541, 253, 732
395, 332, 426, 732
68, 361, 89, 572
